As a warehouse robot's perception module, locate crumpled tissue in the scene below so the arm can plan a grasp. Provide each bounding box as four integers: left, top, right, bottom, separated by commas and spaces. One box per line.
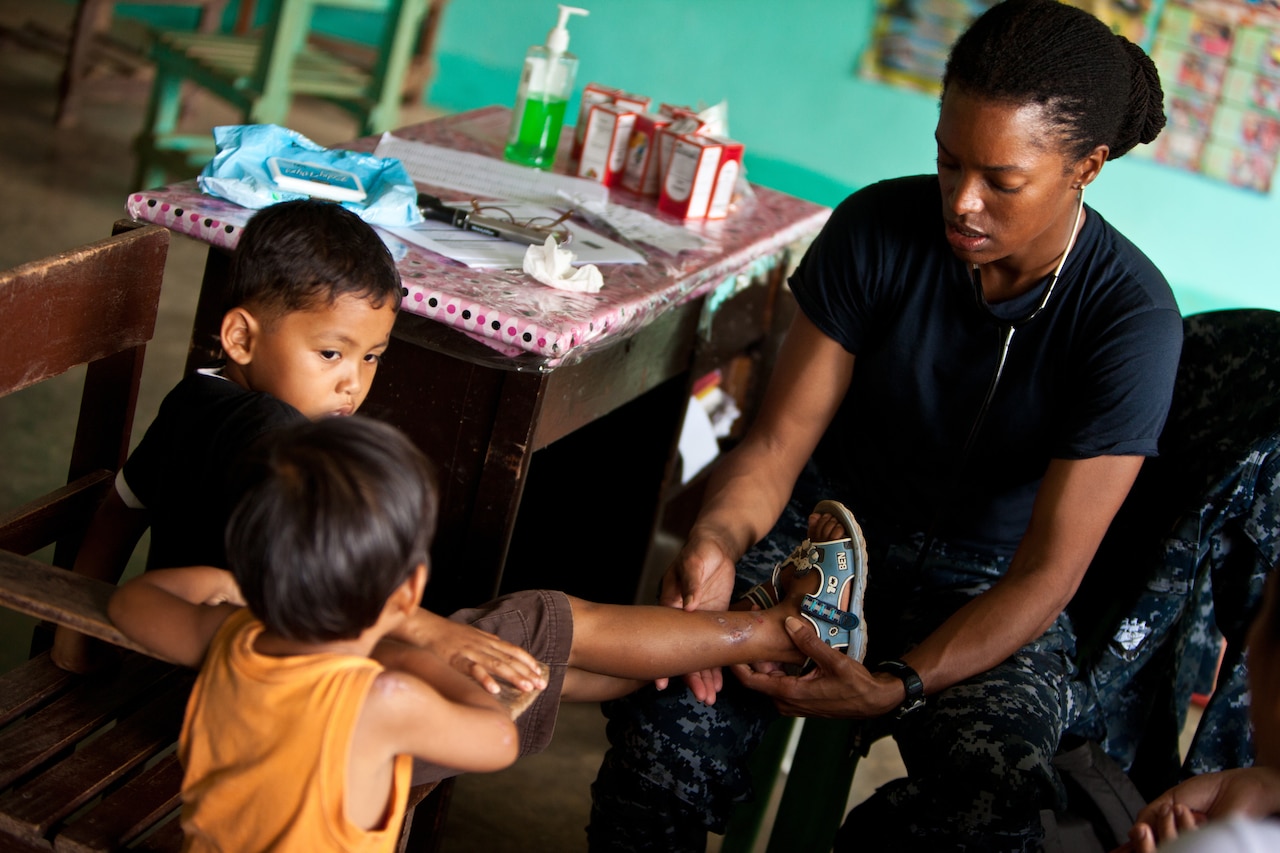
522, 235, 603, 293
197, 124, 422, 227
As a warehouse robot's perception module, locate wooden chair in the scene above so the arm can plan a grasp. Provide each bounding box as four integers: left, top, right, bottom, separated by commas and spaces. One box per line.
55, 1, 233, 129
133, 0, 431, 190
0, 220, 181, 852
307, 0, 453, 107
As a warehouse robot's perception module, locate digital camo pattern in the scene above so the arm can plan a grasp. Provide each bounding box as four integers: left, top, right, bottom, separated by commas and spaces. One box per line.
1069, 310, 1280, 787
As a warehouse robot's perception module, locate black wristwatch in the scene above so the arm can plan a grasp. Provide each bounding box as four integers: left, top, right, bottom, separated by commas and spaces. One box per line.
876, 659, 925, 718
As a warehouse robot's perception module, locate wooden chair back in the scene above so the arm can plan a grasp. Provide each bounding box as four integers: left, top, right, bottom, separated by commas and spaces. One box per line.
0, 220, 185, 853
0, 221, 168, 568
135, 0, 431, 188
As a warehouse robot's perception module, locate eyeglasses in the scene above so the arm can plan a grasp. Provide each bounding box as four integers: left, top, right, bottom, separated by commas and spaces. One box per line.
466, 201, 573, 239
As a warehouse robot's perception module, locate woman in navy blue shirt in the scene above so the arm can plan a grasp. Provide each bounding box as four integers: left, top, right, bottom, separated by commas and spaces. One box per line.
589, 2, 1182, 850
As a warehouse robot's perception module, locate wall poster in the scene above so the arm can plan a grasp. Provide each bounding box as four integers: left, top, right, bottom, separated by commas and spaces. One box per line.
860, 0, 1280, 193
1143, 1, 1280, 193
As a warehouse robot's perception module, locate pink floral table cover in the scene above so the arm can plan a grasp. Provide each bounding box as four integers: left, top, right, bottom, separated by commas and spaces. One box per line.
126, 106, 830, 364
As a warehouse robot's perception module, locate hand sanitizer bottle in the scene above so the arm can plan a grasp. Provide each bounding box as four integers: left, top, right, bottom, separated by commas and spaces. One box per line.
504, 4, 589, 171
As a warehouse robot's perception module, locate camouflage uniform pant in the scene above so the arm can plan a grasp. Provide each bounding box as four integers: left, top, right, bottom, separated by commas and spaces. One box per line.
588, 466, 1083, 853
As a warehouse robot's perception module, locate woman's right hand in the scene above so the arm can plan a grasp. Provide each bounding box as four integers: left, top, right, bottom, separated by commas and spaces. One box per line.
658, 531, 739, 614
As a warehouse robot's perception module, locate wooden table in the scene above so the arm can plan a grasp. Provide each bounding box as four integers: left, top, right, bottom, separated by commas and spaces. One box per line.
126, 107, 829, 614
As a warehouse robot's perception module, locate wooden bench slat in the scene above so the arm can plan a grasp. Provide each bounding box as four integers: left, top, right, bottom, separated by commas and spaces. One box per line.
126, 814, 184, 853
0, 828, 57, 852
53, 753, 184, 853
0, 654, 174, 789
0, 653, 75, 726
0, 677, 190, 838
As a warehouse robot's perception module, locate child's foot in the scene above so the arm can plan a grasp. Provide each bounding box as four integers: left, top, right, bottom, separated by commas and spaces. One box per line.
739, 500, 869, 665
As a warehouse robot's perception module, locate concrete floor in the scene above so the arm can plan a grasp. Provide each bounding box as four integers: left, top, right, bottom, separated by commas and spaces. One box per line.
0, 2, 908, 850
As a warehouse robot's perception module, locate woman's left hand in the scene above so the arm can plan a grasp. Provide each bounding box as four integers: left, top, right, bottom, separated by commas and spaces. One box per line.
731, 616, 900, 718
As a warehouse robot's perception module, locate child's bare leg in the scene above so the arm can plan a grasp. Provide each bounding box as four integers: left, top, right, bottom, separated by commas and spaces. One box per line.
561, 594, 806, 700
560, 508, 859, 702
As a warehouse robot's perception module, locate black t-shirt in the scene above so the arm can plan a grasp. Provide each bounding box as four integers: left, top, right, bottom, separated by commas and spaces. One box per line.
792, 175, 1183, 552
120, 370, 305, 569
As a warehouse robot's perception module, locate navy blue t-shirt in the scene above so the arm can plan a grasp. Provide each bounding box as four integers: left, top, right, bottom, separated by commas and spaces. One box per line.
793, 175, 1183, 553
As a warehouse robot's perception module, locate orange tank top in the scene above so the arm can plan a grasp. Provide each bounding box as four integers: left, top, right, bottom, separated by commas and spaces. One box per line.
178, 609, 412, 852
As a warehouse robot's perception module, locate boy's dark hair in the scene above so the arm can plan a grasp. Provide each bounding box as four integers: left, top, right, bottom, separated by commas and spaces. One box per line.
943, 0, 1166, 162
226, 416, 438, 642
227, 199, 402, 318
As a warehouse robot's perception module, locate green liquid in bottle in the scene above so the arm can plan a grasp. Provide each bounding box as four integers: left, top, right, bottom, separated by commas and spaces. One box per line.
504, 96, 568, 171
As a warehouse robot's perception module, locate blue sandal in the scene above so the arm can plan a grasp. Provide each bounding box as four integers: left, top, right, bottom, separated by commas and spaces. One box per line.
740, 500, 869, 663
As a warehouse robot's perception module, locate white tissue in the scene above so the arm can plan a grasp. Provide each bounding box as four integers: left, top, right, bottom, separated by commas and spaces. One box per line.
522, 235, 604, 293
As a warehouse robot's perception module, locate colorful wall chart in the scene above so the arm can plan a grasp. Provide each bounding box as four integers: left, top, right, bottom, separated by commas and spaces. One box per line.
860, 0, 1156, 96
1142, 1, 1280, 193
860, 0, 1280, 193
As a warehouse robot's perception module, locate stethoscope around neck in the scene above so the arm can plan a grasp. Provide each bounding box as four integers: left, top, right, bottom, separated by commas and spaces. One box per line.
960, 188, 1086, 457
911, 188, 1086, 573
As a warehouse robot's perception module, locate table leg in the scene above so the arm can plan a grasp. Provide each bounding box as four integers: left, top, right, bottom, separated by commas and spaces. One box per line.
185, 245, 231, 373
361, 330, 547, 615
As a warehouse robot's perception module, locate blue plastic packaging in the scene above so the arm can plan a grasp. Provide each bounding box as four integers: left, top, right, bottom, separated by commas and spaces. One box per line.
197, 124, 423, 227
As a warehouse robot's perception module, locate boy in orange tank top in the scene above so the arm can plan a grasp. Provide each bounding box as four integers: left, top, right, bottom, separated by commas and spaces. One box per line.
109, 416, 818, 850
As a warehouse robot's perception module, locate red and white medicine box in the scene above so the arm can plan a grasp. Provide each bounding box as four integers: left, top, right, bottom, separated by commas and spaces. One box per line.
612, 90, 653, 115
576, 104, 638, 187
659, 102, 696, 118
620, 112, 672, 196
573, 83, 621, 160
659, 135, 744, 220
654, 114, 707, 194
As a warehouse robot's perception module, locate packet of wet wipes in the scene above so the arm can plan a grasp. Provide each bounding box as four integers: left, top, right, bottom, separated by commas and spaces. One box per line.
197, 124, 423, 227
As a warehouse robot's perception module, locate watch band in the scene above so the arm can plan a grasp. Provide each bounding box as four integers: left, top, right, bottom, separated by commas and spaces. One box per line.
876, 659, 925, 717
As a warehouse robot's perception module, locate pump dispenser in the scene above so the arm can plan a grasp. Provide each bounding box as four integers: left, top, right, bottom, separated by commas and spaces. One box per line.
504, 5, 589, 170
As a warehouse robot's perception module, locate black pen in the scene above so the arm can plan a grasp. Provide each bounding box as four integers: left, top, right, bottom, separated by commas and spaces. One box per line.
416, 193, 569, 246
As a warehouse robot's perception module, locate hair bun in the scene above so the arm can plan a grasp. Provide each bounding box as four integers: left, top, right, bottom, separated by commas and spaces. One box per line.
1117, 36, 1166, 155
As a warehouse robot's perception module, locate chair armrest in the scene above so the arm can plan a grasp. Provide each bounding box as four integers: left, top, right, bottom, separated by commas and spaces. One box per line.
0, 550, 168, 661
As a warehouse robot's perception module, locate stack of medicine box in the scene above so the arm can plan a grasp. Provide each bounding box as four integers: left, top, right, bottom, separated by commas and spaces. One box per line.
572, 84, 744, 220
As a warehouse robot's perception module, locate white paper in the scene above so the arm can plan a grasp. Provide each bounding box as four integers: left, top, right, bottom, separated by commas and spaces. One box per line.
568, 197, 708, 255
375, 134, 609, 207
677, 396, 721, 485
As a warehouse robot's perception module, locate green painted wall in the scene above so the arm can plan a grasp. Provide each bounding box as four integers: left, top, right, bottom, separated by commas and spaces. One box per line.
426, 0, 1279, 316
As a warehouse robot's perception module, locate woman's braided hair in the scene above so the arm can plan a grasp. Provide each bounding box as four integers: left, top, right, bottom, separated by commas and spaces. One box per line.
942, 0, 1166, 162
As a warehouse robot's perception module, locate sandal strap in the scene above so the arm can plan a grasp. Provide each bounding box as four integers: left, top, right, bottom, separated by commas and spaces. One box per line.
801, 595, 860, 631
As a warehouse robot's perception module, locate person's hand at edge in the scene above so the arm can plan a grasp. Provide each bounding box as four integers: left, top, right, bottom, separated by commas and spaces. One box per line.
1122, 767, 1280, 853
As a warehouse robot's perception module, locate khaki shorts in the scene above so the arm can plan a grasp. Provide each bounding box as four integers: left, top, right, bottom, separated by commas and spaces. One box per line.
411, 588, 573, 785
